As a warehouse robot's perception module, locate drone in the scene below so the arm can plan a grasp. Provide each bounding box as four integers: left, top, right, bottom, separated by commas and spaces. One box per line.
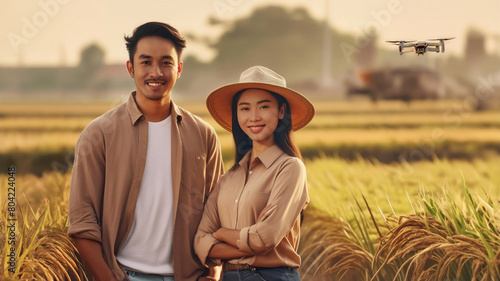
386, 37, 455, 55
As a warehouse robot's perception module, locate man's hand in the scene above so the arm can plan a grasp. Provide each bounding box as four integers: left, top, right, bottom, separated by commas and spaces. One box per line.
73, 238, 118, 281
208, 266, 221, 281
198, 277, 217, 281
197, 265, 221, 281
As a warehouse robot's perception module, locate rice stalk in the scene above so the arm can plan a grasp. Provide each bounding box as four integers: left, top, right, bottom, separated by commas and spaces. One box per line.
371, 184, 500, 281
1, 201, 87, 281
300, 209, 374, 281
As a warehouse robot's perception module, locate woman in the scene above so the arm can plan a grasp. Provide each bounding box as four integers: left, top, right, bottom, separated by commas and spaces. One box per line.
194, 66, 315, 281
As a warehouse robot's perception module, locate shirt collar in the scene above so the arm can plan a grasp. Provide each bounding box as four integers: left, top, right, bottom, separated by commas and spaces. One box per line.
170, 100, 183, 124
238, 145, 285, 169
126, 92, 143, 125
126, 91, 183, 125
258, 145, 285, 168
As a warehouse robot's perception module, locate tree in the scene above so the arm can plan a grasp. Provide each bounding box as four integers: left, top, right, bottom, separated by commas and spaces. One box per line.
79, 43, 105, 70
77, 43, 106, 87
207, 6, 354, 84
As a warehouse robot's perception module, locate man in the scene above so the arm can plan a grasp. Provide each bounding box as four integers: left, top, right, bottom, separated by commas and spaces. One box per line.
68, 22, 224, 281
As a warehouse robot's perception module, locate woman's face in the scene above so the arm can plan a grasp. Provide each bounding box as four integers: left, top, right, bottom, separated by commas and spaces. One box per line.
237, 89, 285, 149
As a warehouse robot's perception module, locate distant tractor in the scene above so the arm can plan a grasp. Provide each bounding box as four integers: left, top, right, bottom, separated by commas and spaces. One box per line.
345, 67, 443, 102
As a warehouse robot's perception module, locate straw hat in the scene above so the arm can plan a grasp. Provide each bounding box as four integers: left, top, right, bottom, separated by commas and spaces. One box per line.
206, 66, 315, 132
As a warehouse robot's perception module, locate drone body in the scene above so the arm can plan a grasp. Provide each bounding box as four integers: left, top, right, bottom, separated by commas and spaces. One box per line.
386, 37, 455, 55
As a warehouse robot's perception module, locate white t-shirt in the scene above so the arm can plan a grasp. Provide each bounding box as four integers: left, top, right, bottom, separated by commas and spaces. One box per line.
117, 116, 174, 274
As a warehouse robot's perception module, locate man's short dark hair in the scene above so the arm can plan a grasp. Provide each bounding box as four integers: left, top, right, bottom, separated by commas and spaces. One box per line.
124, 22, 186, 64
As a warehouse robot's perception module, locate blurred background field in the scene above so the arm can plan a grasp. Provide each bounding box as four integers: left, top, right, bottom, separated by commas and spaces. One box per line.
2, 99, 500, 175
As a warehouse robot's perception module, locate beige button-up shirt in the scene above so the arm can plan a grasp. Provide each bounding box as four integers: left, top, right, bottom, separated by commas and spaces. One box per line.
195, 145, 309, 268
68, 92, 224, 281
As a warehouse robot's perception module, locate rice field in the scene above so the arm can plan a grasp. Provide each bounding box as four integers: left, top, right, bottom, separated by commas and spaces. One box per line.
1, 99, 499, 166
1, 99, 499, 280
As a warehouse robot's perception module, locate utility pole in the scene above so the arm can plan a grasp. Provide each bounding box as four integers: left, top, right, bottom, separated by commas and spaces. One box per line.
18, 45, 25, 67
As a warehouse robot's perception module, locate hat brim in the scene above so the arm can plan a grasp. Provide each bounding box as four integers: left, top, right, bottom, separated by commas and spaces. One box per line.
206, 82, 315, 132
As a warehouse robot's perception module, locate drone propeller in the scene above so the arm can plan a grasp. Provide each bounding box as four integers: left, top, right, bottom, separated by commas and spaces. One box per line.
386, 40, 416, 43
427, 37, 455, 41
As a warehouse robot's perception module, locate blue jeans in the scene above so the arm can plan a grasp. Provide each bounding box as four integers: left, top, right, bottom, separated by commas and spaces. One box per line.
222, 267, 301, 281
125, 270, 174, 281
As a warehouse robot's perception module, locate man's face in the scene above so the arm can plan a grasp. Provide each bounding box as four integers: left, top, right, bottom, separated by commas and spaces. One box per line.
126, 36, 183, 101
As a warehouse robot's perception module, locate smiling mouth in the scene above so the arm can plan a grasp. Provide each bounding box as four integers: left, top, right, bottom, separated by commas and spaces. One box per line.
146, 81, 165, 87
249, 125, 265, 133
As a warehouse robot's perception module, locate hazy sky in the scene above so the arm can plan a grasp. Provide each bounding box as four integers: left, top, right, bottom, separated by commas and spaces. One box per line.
1, 0, 499, 67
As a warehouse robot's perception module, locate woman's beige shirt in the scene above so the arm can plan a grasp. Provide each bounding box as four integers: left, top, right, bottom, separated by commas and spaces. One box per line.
195, 145, 309, 268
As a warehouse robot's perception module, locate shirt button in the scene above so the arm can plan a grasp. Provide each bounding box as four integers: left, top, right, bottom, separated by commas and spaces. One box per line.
235, 199, 238, 203
249, 171, 253, 174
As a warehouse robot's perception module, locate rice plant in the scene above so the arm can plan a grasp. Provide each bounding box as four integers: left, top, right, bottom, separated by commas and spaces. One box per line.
0, 171, 87, 281
300, 177, 500, 281
0, 201, 88, 281
373, 179, 500, 281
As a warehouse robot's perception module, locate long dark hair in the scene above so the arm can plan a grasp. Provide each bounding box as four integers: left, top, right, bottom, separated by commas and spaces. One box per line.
230, 89, 302, 171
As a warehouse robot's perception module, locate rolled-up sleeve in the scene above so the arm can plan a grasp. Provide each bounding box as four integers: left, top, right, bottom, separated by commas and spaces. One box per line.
194, 182, 223, 267
236, 158, 308, 254
67, 122, 106, 242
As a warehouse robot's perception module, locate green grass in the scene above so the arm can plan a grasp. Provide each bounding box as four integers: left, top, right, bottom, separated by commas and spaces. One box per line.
305, 156, 500, 217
